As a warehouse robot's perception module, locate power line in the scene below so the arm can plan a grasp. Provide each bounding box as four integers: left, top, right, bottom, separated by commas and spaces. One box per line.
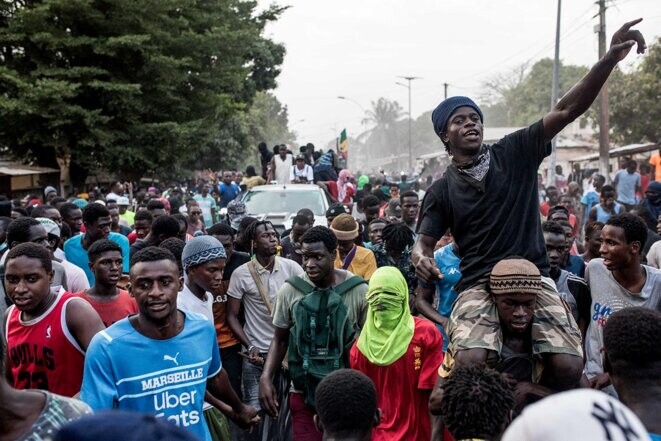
464, 3, 596, 82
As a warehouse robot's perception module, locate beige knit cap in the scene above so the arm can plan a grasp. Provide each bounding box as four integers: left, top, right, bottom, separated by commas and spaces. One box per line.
330, 213, 359, 241
489, 258, 541, 296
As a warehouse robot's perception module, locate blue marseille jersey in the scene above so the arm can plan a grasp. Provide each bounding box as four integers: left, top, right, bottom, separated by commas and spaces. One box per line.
81, 311, 221, 441
434, 243, 461, 351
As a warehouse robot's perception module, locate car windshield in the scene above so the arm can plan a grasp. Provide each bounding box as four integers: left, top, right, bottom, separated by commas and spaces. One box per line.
243, 188, 326, 216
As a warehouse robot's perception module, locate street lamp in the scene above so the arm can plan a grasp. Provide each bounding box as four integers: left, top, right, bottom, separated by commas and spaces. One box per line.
337, 96, 365, 112
396, 76, 421, 171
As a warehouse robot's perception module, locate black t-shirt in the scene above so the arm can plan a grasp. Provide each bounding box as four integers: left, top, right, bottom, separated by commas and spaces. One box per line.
280, 235, 302, 265
223, 251, 250, 281
566, 273, 592, 326
418, 119, 551, 292
129, 239, 149, 259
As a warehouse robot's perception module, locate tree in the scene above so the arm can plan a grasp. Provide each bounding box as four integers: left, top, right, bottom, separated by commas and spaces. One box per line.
204, 91, 295, 172
481, 58, 589, 127
0, 0, 286, 190
609, 37, 661, 144
244, 91, 295, 151
362, 97, 404, 159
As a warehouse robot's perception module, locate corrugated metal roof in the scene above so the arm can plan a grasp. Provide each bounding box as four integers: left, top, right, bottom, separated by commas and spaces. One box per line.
569, 143, 659, 163
0, 165, 59, 176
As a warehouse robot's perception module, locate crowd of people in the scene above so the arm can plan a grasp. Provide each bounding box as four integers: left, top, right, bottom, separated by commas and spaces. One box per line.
0, 18, 659, 441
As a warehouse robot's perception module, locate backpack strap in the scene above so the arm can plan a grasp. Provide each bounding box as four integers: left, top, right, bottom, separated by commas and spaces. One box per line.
248, 260, 273, 314
286, 276, 316, 294
333, 275, 367, 295
340, 246, 358, 270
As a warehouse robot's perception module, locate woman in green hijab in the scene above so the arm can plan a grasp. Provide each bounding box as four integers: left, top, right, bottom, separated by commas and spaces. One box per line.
357, 266, 414, 365
350, 266, 444, 441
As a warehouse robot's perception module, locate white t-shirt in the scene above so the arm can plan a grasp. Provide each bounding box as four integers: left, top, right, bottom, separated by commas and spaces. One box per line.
106, 192, 123, 202
646, 240, 661, 269
584, 259, 661, 388
177, 284, 213, 322
290, 164, 313, 182
54, 247, 66, 261
60, 259, 90, 293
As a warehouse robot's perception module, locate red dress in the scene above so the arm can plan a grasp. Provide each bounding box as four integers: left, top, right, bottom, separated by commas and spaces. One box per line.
350, 317, 444, 441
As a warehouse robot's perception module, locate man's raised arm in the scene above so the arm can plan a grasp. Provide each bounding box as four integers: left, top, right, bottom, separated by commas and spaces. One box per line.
542, 19, 646, 143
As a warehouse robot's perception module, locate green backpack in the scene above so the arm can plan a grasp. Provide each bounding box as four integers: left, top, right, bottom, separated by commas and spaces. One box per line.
285, 275, 367, 407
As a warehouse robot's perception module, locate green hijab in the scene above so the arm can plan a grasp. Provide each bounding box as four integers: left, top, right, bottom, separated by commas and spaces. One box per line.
357, 266, 415, 366
357, 175, 369, 190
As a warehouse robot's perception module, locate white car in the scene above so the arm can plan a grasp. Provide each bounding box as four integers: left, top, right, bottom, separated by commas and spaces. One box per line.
241, 184, 330, 234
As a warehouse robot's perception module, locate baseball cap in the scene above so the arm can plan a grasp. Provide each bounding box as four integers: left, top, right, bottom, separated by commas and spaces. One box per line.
501, 389, 649, 441
117, 196, 130, 206
36, 217, 60, 238
227, 200, 247, 229
326, 204, 349, 218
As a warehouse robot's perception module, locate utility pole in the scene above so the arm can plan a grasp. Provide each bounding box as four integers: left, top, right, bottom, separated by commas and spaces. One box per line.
397, 76, 420, 172
443, 83, 448, 100
549, 0, 561, 187
597, 0, 610, 181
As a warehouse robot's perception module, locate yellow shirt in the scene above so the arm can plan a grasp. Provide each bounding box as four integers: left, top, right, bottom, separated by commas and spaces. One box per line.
334, 246, 377, 280
242, 175, 266, 190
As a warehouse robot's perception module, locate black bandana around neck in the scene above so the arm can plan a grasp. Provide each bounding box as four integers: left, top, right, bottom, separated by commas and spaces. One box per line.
450, 146, 491, 192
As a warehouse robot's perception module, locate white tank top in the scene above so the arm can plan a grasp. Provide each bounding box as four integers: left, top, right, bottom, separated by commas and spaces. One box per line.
274, 154, 293, 184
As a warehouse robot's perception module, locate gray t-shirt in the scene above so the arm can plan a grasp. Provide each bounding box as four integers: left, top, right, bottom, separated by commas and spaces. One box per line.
227, 257, 303, 352
584, 259, 661, 382
614, 170, 641, 205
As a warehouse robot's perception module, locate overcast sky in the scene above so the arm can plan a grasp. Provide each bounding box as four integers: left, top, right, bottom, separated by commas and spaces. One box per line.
258, 0, 660, 146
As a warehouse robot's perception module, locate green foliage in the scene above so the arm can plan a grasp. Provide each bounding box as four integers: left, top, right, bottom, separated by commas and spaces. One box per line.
199, 91, 295, 172
0, 0, 286, 185
244, 91, 295, 150
610, 37, 661, 144
481, 58, 589, 127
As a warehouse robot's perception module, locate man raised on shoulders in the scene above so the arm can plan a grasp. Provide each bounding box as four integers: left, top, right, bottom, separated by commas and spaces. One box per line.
413, 19, 646, 385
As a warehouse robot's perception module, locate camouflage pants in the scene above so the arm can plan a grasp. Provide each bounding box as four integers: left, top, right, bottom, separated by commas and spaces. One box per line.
443, 276, 583, 367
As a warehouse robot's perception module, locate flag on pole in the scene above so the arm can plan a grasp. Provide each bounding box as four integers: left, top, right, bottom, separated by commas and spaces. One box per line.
338, 129, 348, 154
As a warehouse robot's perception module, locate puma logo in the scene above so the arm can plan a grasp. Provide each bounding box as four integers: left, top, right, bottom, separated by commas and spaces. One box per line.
163, 352, 180, 365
